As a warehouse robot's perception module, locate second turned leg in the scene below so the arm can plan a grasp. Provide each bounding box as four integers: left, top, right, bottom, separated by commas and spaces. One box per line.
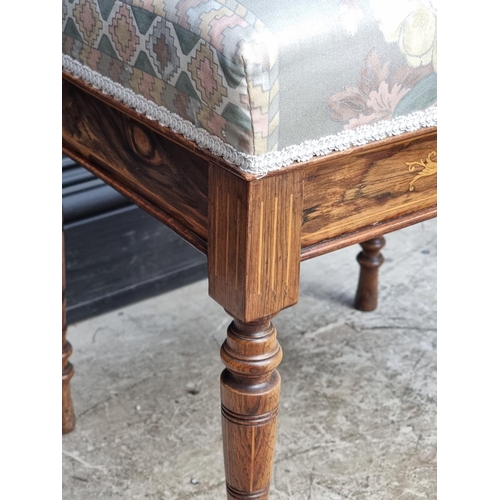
62, 223, 75, 434
354, 236, 386, 312
220, 317, 282, 500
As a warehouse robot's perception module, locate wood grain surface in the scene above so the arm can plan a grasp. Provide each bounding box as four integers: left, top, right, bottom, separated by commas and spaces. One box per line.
208, 165, 303, 322
63, 79, 209, 244
63, 71, 254, 180
300, 206, 436, 260
301, 128, 437, 248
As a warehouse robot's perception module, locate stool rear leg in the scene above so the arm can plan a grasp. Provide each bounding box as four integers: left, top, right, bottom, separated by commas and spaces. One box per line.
354, 236, 386, 312
62, 222, 75, 434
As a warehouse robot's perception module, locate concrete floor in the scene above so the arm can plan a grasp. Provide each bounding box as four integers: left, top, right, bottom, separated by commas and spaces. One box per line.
62, 219, 436, 500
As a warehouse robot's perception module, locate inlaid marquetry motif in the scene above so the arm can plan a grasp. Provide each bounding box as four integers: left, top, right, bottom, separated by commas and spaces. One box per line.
407, 151, 437, 191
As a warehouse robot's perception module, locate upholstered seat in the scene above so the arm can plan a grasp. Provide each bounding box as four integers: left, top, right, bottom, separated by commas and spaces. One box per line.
62, 0, 437, 176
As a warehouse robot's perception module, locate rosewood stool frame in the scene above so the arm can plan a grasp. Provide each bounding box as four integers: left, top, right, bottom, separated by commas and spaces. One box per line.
62, 72, 437, 500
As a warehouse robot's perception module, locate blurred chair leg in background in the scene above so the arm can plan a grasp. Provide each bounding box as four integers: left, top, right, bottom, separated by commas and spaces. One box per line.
62, 219, 75, 434
354, 236, 386, 312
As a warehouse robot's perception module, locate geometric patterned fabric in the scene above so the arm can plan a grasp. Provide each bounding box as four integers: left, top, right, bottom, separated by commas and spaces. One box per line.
63, 0, 437, 174
63, 0, 278, 156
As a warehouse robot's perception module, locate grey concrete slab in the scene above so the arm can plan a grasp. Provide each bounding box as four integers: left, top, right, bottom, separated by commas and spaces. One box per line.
63, 219, 436, 499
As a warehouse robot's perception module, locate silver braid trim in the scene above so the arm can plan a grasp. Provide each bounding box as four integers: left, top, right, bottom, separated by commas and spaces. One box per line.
63, 54, 437, 177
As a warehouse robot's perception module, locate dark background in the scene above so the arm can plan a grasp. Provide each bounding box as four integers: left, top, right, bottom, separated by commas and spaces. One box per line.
63, 155, 207, 324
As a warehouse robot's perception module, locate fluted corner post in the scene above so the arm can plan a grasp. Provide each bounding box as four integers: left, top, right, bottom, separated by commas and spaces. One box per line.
62, 220, 75, 434
354, 236, 386, 312
208, 164, 304, 500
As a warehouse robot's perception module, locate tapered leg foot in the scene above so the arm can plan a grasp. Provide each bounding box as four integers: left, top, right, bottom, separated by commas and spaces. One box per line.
354, 236, 385, 312
220, 318, 282, 500
62, 223, 75, 434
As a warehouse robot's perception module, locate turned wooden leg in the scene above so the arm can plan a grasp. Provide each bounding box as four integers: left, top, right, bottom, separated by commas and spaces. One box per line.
220, 317, 282, 500
62, 223, 75, 434
354, 236, 385, 311
208, 165, 303, 499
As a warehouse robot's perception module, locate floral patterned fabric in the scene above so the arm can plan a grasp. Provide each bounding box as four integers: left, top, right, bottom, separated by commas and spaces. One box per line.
62, 0, 437, 167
